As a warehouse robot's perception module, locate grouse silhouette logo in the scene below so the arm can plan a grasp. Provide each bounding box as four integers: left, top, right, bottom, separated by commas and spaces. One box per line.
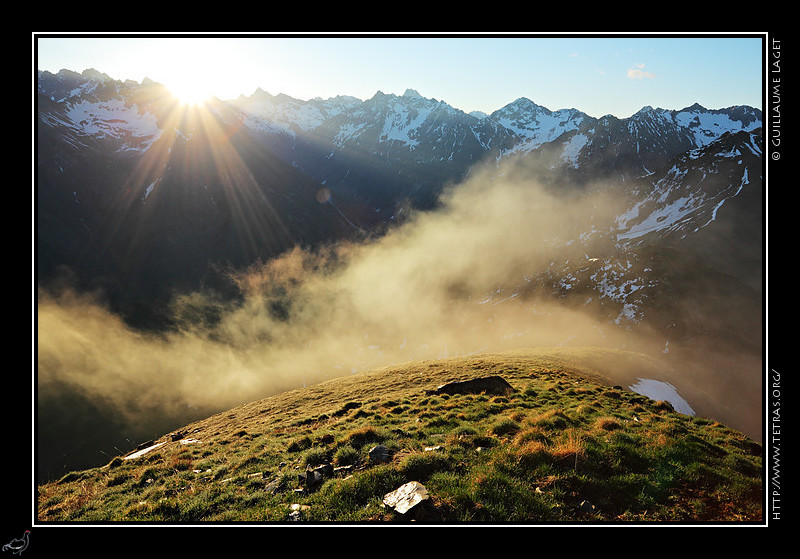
2, 531, 29, 555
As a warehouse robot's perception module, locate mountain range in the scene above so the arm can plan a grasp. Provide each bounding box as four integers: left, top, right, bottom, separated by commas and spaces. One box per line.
35, 68, 764, 479
37, 68, 762, 308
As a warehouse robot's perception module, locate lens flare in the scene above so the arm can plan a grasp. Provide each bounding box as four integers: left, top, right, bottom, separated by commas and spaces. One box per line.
165, 76, 215, 105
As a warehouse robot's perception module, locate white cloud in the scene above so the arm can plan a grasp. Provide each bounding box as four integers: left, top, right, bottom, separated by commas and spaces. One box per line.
627, 62, 655, 80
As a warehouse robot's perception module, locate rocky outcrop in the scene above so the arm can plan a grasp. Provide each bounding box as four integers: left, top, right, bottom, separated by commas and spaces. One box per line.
426, 376, 515, 396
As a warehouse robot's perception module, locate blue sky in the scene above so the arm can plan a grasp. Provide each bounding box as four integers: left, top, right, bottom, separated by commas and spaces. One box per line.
34, 34, 765, 118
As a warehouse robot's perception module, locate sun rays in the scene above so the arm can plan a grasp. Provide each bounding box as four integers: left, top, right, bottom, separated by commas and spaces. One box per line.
99, 93, 294, 269
165, 80, 214, 106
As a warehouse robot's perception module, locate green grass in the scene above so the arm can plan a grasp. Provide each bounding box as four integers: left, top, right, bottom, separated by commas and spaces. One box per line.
37, 347, 763, 524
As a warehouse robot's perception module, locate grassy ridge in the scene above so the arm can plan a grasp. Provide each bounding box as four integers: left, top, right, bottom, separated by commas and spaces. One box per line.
37, 347, 763, 523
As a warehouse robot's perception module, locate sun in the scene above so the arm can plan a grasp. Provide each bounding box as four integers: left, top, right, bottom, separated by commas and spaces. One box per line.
153, 39, 254, 106
166, 78, 214, 106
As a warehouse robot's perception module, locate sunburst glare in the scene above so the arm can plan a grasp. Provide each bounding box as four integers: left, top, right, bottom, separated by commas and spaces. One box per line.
100, 96, 292, 268
165, 78, 214, 106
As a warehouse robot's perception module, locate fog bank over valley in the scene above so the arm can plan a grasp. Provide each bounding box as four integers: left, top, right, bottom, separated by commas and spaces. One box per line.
36, 156, 762, 480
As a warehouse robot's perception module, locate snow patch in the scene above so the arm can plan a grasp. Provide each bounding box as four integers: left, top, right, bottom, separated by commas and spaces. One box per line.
560, 133, 589, 167
628, 378, 695, 415
674, 109, 760, 147
65, 99, 162, 151
616, 195, 696, 241
143, 179, 159, 201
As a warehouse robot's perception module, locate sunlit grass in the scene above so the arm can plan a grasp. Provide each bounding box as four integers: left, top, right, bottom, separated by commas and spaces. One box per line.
36, 348, 763, 523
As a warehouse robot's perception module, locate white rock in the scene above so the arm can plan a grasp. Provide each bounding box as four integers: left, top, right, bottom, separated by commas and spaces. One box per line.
383, 481, 429, 515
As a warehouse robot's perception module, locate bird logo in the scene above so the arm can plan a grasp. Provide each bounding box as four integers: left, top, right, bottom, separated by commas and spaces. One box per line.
2, 531, 29, 555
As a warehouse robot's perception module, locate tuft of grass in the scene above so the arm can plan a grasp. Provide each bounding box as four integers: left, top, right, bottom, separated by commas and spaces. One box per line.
343, 426, 386, 450
490, 418, 522, 437
398, 451, 452, 481
333, 445, 360, 467
594, 417, 623, 431
302, 447, 330, 468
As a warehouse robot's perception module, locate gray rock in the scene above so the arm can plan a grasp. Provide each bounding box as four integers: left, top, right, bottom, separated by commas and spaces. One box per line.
299, 463, 335, 489
287, 503, 310, 521
264, 477, 289, 495
579, 500, 596, 513
368, 444, 393, 464
426, 376, 515, 396
334, 464, 355, 477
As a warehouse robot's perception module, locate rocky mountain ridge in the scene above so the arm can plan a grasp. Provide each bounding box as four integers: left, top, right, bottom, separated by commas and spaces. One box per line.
36, 66, 763, 352
37, 68, 762, 205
